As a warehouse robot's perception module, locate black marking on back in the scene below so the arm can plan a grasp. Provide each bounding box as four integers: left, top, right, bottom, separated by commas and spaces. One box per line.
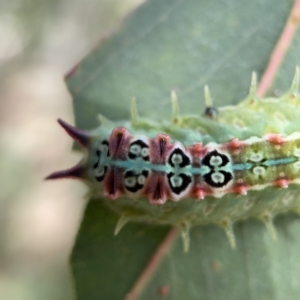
203, 170, 233, 188
95, 166, 108, 182
93, 150, 101, 169
93, 140, 109, 182
168, 148, 191, 168
202, 150, 229, 168
102, 140, 110, 156
128, 140, 149, 161
124, 170, 149, 193
167, 172, 192, 194
204, 107, 218, 119
201, 150, 233, 188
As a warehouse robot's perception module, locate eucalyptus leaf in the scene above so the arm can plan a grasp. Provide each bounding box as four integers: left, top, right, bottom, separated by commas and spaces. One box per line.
69, 0, 300, 299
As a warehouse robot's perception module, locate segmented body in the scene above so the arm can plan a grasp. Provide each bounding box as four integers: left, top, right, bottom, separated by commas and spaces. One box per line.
89, 128, 300, 206
47, 67, 300, 250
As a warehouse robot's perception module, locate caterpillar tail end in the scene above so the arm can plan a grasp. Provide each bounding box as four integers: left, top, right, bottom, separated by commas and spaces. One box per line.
45, 119, 90, 181
57, 118, 91, 148
45, 162, 85, 180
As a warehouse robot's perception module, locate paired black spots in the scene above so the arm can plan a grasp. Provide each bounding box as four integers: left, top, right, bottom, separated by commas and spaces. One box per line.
202, 150, 229, 167
203, 171, 232, 188
95, 138, 232, 193
167, 148, 192, 195
201, 150, 233, 188
124, 170, 149, 193
128, 140, 149, 160
125, 139, 150, 193
167, 173, 192, 195
168, 148, 190, 168
93, 140, 109, 182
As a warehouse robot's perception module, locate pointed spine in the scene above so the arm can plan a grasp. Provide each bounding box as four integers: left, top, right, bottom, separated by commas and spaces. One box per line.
180, 223, 190, 253
45, 162, 85, 180
261, 212, 277, 241
57, 118, 90, 148
171, 90, 180, 122
249, 72, 257, 98
288, 65, 299, 95
97, 113, 112, 126
130, 97, 139, 126
114, 214, 130, 235
220, 218, 236, 249
204, 85, 213, 107
204, 85, 217, 118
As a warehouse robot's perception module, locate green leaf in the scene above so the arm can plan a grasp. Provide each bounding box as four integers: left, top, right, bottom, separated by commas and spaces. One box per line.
69, 0, 300, 299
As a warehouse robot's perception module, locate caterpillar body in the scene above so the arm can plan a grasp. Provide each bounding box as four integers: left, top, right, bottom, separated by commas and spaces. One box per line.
47, 67, 300, 251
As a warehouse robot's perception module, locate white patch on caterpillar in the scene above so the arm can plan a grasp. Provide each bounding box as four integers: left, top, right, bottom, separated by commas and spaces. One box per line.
209, 155, 223, 167
253, 166, 266, 176
171, 153, 183, 165
137, 174, 146, 185
129, 144, 141, 155
94, 167, 105, 177
211, 172, 225, 183
294, 161, 300, 169
249, 152, 264, 162
141, 147, 149, 158
294, 148, 300, 157
100, 144, 109, 154
124, 176, 137, 187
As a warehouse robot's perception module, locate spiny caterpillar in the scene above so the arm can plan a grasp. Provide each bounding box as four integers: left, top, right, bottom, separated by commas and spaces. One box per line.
47, 67, 300, 252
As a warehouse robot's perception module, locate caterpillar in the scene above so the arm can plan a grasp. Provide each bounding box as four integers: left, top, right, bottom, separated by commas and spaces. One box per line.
47, 67, 300, 251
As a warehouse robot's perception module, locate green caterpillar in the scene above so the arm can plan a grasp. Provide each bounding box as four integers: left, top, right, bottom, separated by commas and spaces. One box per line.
47, 67, 300, 251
